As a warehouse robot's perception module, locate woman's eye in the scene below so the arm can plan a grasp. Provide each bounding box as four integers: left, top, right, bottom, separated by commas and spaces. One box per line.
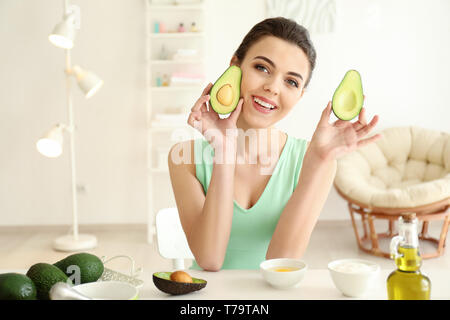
286, 79, 299, 88
255, 65, 268, 73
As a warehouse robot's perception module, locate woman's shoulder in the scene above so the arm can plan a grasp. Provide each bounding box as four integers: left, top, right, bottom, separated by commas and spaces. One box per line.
168, 139, 196, 175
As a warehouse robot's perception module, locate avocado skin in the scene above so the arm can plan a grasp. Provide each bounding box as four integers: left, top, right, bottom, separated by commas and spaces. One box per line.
210, 65, 242, 115
153, 272, 206, 295
332, 69, 363, 121
0, 273, 37, 300
54, 252, 104, 284
26, 263, 71, 300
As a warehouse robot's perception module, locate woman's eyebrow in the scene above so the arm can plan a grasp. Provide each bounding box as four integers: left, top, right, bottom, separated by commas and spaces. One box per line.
253, 55, 304, 81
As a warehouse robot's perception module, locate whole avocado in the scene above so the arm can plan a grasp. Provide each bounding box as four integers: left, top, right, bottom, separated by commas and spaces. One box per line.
54, 252, 104, 284
0, 273, 37, 300
26, 263, 71, 300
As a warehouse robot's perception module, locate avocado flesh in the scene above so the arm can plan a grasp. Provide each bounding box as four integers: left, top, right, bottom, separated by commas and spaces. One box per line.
210, 65, 242, 115
54, 252, 104, 284
153, 272, 206, 295
332, 70, 363, 120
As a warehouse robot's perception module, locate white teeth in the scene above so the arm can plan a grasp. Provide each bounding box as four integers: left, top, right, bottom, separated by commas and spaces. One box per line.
254, 97, 276, 109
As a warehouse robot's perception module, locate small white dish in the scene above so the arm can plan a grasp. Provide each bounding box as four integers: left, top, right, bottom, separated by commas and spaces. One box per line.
328, 258, 380, 298
260, 258, 307, 289
73, 281, 139, 300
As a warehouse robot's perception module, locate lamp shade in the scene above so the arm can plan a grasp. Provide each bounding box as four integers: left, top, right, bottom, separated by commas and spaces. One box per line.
36, 124, 64, 158
72, 65, 104, 98
48, 13, 77, 49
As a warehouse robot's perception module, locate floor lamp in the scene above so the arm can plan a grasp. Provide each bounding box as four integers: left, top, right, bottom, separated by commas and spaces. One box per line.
37, 1, 103, 251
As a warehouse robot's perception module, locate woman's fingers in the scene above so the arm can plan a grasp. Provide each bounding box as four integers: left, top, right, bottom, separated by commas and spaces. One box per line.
356, 115, 379, 138
202, 82, 213, 95
228, 98, 244, 123
191, 83, 213, 113
321, 101, 332, 123
358, 107, 367, 125
187, 110, 202, 132
352, 107, 367, 131
357, 133, 382, 148
191, 94, 210, 112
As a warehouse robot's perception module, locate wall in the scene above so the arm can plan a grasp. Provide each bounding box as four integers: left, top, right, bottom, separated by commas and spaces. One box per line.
0, 0, 449, 226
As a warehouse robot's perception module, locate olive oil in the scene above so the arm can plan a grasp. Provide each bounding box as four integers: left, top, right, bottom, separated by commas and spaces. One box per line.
386, 214, 431, 300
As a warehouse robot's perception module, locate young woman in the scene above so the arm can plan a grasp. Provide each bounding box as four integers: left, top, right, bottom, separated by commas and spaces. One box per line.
168, 17, 380, 271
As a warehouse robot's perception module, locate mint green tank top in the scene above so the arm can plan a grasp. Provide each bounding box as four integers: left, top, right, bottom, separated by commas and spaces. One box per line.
191, 134, 308, 270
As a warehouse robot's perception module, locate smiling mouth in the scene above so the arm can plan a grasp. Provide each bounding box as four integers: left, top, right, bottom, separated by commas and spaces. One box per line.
252, 96, 278, 114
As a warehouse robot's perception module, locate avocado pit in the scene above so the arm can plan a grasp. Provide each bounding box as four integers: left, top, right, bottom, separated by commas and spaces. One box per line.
216, 84, 233, 106
170, 270, 193, 283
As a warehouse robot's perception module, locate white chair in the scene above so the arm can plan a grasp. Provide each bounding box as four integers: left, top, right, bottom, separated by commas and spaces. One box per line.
155, 207, 194, 270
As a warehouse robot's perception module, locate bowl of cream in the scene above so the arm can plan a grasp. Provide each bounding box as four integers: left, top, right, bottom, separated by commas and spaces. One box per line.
328, 258, 380, 298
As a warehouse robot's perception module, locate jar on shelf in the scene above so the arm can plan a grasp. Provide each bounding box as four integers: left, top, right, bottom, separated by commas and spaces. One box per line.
159, 22, 166, 33
177, 23, 185, 33
155, 72, 162, 87
162, 74, 170, 87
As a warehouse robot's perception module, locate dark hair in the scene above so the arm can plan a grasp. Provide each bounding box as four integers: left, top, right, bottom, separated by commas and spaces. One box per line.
234, 17, 316, 88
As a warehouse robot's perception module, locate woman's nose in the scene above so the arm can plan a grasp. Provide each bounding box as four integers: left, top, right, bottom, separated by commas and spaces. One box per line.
263, 78, 280, 96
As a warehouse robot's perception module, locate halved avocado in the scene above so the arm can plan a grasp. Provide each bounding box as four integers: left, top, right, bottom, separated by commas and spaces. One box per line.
332, 70, 363, 121
152, 272, 207, 295
210, 65, 242, 115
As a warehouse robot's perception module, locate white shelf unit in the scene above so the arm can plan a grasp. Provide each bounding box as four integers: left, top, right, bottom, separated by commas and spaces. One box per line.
145, 0, 206, 243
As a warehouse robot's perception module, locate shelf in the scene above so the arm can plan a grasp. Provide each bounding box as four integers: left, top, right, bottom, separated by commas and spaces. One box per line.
150, 86, 203, 92
150, 59, 204, 65
149, 32, 205, 39
148, 4, 204, 11
150, 125, 186, 132
146, 0, 206, 243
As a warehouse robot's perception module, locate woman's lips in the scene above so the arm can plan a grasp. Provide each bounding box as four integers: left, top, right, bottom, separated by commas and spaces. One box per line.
251, 96, 277, 114
253, 95, 278, 108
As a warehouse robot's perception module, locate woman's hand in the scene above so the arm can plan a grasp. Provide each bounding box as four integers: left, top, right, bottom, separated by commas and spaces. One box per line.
187, 83, 243, 146
309, 98, 381, 162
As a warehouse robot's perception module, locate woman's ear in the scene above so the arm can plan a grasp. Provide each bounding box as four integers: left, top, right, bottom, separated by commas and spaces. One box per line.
229, 55, 240, 67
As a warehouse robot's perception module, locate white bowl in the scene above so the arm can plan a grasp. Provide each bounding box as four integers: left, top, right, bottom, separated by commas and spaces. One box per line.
260, 258, 307, 289
73, 281, 139, 300
328, 258, 380, 297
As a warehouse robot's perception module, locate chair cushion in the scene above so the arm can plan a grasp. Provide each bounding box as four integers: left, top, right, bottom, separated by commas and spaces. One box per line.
335, 126, 450, 208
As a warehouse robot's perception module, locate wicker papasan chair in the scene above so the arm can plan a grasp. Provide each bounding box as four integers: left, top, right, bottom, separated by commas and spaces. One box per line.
334, 126, 450, 259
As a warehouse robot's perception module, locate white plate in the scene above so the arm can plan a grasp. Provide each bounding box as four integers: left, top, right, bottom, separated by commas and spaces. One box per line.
73, 281, 139, 300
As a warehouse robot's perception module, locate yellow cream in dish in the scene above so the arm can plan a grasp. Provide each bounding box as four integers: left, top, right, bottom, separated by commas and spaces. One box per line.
269, 267, 300, 272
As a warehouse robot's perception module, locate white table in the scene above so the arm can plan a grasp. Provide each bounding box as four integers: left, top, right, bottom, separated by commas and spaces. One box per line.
3, 268, 448, 300
140, 268, 450, 300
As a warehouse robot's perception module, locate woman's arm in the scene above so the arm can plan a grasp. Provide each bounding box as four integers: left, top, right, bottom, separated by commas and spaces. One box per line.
266, 147, 336, 259
168, 139, 237, 271
169, 83, 243, 271
266, 101, 380, 259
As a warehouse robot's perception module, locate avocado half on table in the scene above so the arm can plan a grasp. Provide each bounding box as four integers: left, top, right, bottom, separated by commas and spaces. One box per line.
332, 69, 364, 121
153, 271, 207, 295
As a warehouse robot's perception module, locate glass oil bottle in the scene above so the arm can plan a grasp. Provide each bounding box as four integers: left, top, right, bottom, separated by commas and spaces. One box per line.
387, 213, 431, 300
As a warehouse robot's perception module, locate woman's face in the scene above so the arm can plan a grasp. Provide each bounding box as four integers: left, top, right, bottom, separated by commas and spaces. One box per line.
233, 35, 310, 129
